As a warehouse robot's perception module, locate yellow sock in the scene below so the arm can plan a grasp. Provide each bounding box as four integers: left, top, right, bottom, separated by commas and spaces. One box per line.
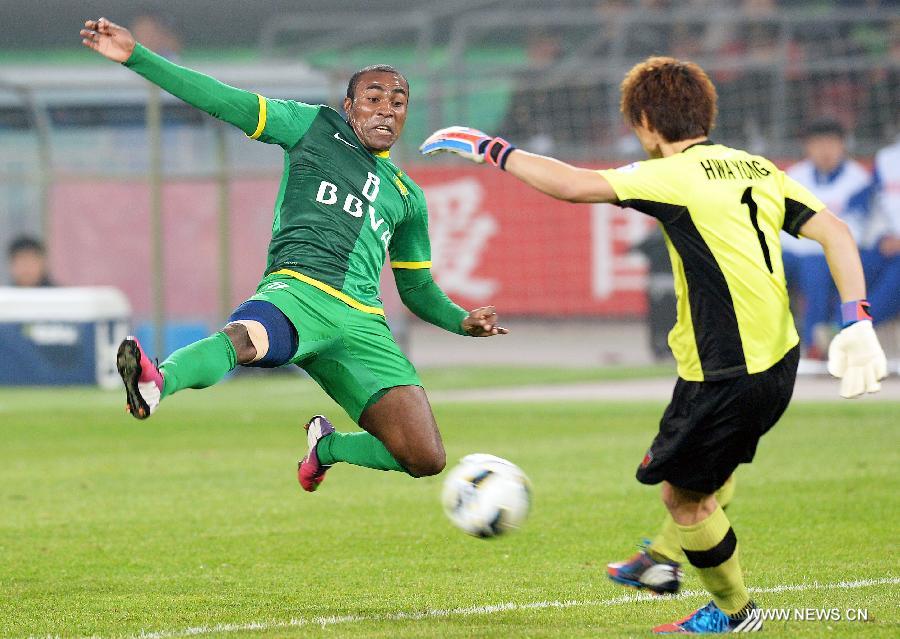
649, 516, 683, 563
676, 505, 750, 615
649, 476, 736, 564
716, 475, 736, 509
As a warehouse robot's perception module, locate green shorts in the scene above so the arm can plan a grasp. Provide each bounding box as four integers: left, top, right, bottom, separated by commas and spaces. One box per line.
250, 273, 421, 422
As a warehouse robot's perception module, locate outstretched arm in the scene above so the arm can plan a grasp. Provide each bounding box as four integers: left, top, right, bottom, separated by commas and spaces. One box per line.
81, 17, 259, 136
420, 126, 618, 203
504, 150, 618, 203
393, 268, 507, 337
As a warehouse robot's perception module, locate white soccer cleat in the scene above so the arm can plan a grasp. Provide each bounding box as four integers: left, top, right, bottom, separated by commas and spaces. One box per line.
607, 542, 683, 595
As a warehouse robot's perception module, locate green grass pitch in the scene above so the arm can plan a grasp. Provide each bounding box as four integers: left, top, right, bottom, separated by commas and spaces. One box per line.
0, 375, 897, 638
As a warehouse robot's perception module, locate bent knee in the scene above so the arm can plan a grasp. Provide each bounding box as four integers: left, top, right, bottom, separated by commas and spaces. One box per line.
406, 446, 446, 478
227, 300, 298, 368
222, 322, 257, 364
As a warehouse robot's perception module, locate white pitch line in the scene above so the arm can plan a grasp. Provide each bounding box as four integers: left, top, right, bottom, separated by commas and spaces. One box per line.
55, 576, 896, 639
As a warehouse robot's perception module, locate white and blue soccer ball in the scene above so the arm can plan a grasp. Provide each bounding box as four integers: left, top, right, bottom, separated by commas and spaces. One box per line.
441, 453, 531, 538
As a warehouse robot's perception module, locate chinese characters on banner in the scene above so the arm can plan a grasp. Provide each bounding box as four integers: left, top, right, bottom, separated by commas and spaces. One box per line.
412, 165, 656, 316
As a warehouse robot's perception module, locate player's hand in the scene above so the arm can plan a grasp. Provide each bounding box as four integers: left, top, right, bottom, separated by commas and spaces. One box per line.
827, 320, 887, 398
421, 126, 491, 163
80, 17, 135, 63
462, 306, 509, 337
420, 126, 516, 169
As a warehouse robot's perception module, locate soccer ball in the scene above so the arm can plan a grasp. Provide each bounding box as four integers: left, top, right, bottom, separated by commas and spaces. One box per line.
441, 453, 531, 538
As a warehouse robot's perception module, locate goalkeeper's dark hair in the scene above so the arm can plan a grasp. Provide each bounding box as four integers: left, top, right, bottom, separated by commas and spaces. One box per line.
346, 65, 409, 100
620, 56, 717, 142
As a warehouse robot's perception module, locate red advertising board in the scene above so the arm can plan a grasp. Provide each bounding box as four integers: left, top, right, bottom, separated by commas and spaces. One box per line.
409, 165, 657, 316
48, 165, 657, 319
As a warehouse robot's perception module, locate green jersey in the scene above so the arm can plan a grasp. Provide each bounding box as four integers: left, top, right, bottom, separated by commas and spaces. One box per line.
123, 43, 466, 332
249, 99, 431, 314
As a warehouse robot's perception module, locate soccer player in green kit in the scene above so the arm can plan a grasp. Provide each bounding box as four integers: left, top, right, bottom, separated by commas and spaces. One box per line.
80, 17, 507, 489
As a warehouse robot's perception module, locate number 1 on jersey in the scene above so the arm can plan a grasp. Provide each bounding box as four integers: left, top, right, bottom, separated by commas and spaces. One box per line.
741, 186, 773, 274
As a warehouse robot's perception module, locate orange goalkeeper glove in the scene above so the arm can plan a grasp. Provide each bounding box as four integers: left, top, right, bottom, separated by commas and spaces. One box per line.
420, 126, 516, 169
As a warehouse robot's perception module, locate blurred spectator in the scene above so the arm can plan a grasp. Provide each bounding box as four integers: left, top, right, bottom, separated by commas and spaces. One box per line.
741, 0, 775, 16
498, 31, 561, 155
670, 19, 704, 60
622, 0, 674, 59
865, 16, 900, 143
711, 23, 778, 150
7, 236, 55, 287
711, 0, 806, 151
499, 30, 619, 156
130, 13, 181, 61
781, 118, 871, 357
857, 134, 900, 325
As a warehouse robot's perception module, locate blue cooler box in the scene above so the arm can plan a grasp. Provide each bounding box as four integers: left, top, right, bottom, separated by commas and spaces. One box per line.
0, 287, 131, 387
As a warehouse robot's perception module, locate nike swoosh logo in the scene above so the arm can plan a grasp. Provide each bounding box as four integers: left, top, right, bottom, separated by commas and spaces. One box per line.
334, 132, 358, 149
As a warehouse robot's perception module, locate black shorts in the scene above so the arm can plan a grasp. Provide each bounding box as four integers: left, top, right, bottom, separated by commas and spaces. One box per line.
636, 346, 800, 494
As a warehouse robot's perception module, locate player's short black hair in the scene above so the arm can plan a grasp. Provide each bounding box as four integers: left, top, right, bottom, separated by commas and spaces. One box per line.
803, 118, 845, 140
8, 235, 46, 258
346, 65, 409, 100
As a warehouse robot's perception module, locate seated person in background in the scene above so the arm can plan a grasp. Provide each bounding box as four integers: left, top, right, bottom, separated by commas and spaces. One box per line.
858, 134, 900, 325
781, 119, 871, 358
7, 236, 55, 287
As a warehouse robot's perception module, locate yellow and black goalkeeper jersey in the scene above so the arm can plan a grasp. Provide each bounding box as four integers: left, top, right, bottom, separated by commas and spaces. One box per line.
598, 141, 825, 381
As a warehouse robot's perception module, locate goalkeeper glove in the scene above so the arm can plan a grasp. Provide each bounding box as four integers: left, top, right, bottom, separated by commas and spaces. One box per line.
827, 301, 887, 398
420, 126, 517, 169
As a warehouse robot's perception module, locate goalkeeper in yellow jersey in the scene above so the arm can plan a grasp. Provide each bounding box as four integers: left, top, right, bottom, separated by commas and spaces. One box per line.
421, 57, 886, 633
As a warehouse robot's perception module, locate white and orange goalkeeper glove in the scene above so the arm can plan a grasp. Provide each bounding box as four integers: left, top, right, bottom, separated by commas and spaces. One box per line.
420, 126, 517, 169
827, 301, 887, 398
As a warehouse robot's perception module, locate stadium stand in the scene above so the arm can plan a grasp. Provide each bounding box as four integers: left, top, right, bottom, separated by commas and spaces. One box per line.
1, 1, 897, 364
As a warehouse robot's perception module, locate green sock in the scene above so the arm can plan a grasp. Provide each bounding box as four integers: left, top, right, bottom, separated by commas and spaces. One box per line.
316, 431, 407, 473
677, 505, 750, 615
158, 332, 237, 399
650, 476, 736, 563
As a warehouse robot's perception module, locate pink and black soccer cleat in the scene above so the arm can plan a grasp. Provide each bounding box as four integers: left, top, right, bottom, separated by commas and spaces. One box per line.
297, 415, 335, 492
116, 336, 164, 420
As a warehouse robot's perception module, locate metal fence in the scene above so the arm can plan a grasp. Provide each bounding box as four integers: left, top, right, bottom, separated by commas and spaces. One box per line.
1, 3, 897, 356
261, 5, 900, 158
